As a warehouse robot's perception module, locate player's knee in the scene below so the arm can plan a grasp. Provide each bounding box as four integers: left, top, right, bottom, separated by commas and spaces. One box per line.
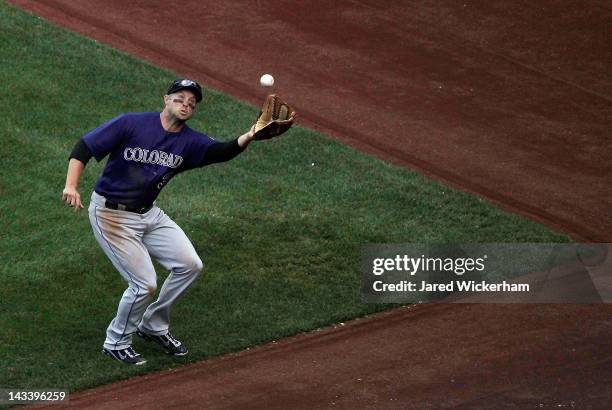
128, 283, 156, 298
141, 279, 157, 296
146, 284, 157, 296
191, 256, 203, 274
175, 255, 203, 275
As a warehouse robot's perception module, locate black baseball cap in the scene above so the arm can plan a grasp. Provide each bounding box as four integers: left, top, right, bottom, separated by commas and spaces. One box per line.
166, 79, 203, 102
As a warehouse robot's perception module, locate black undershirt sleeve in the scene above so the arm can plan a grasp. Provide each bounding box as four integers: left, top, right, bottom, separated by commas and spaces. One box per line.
200, 138, 245, 166
69, 138, 93, 165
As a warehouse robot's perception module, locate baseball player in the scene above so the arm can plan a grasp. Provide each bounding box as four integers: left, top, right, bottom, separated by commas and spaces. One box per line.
62, 79, 294, 365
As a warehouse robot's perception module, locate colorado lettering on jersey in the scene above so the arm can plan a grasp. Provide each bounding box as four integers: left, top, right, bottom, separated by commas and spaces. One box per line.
123, 147, 184, 169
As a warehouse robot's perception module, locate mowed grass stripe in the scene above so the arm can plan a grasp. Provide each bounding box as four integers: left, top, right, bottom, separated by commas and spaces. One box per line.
0, 3, 567, 392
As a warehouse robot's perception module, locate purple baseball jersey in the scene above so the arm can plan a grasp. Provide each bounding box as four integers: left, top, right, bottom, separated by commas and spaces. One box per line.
83, 112, 215, 207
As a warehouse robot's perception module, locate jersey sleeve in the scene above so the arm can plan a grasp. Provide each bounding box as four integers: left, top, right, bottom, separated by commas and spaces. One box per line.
181, 133, 218, 170
82, 114, 130, 161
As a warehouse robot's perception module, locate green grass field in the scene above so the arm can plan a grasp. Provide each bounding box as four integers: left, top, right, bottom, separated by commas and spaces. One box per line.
0, 2, 568, 394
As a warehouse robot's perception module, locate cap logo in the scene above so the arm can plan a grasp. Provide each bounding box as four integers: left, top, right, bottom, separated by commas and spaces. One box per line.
180, 79, 196, 86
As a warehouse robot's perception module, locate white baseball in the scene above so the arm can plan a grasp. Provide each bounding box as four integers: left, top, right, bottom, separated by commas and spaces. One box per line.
260, 74, 274, 87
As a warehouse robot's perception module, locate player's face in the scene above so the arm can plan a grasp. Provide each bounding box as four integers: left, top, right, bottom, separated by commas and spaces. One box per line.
165, 90, 197, 121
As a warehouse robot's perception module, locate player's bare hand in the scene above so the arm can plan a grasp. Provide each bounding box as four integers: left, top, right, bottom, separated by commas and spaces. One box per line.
62, 186, 84, 212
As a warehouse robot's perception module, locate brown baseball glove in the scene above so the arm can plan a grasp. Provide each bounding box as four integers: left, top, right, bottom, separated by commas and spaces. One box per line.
253, 94, 296, 140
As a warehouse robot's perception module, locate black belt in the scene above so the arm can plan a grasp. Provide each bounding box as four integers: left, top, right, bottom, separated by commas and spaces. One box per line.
105, 200, 152, 214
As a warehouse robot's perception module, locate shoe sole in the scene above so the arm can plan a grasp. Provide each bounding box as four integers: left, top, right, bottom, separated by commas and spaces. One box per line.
136, 330, 188, 356
102, 349, 147, 365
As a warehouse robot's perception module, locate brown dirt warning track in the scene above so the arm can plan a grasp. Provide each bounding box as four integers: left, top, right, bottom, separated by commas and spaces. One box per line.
12, 0, 612, 408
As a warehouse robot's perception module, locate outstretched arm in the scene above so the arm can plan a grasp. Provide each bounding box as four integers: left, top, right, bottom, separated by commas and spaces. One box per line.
200, 126, 256, 166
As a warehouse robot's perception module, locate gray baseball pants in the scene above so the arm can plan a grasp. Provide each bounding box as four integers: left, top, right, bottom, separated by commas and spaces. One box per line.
88, 191, 202, 350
